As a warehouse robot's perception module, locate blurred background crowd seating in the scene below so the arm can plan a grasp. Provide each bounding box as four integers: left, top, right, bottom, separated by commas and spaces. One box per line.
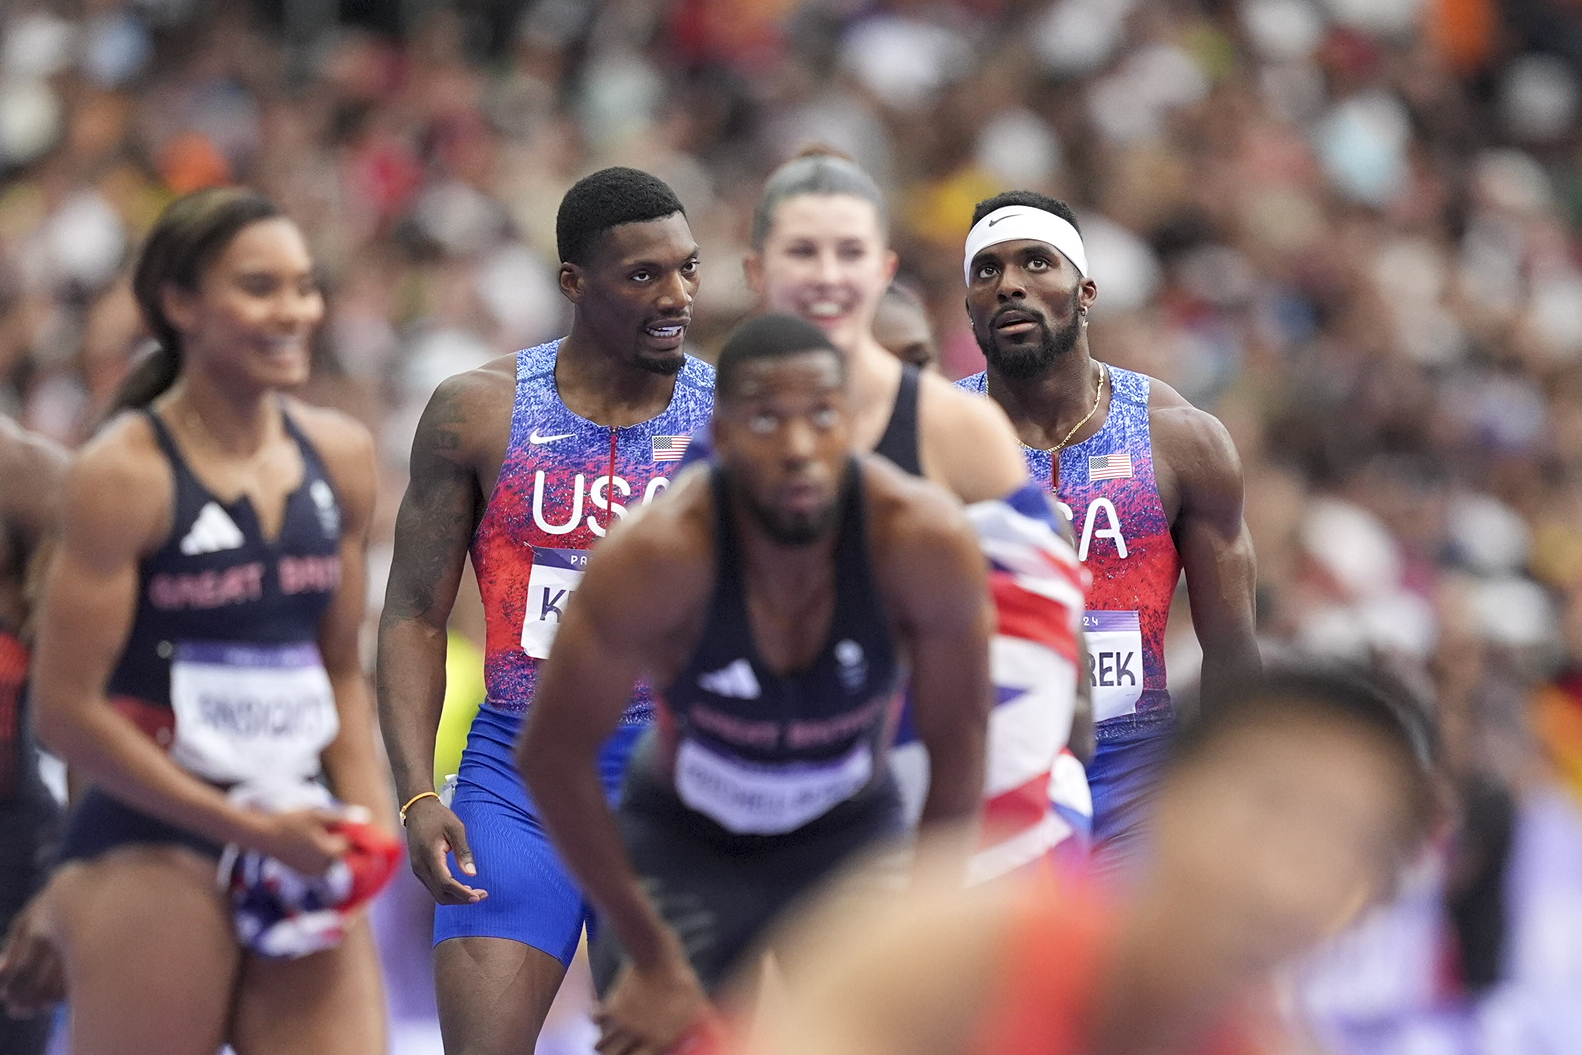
4, 0, 1582, 1048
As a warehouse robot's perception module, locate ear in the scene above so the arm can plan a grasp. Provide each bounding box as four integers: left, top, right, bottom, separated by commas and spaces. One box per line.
559, 262, 583, 304
742, 252, 765, 301
160, 284, 199, 338
883, 249, 899, 285
1078, 277, 1098, 313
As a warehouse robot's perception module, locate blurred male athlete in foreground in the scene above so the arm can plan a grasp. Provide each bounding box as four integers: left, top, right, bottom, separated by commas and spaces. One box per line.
377, 167, 715, 1055
518, 313, 995, 1055
958, 192, 1259, 875
744, 666, 1438, 1055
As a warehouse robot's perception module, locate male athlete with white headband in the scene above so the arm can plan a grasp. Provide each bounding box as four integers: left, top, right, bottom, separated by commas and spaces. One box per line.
957, 191, 1261, 879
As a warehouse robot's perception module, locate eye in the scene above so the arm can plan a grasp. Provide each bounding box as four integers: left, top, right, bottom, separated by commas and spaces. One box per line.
681, 258, 700, 276
811, 406, 839, 429
973, 262, 998, 281
837, 243, 868, 261
748, 412, 778, 435
630, 269, 653, 283
238, 275, 278, 297
1028, 256, 1051, 271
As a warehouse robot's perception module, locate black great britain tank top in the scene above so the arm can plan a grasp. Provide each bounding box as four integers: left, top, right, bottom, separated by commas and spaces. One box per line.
659, 460, 903, 835
873, 363, 922, 476
109, 408, 342, 711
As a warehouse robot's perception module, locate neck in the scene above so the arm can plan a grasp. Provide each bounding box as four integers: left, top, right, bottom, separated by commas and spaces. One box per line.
167, 373, 279, 457
1093, 889, 1247, 1055
985, 344, 1104, 451
556, 325, 679, 427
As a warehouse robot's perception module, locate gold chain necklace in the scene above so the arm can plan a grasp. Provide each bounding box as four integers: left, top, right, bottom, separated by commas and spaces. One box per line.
1026, 362, 1107, 454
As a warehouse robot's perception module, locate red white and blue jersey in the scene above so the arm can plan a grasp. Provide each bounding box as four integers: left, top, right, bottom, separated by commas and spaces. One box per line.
958, 364, 1182, 741
471, 340, 715, 723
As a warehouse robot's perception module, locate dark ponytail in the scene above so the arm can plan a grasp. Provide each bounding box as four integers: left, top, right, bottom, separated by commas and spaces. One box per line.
750, 146, 889, 251
109, 187, 284, 415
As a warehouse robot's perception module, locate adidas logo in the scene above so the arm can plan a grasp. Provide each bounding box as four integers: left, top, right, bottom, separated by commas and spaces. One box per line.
698, 658, 761, 700
180, 501, 245, 556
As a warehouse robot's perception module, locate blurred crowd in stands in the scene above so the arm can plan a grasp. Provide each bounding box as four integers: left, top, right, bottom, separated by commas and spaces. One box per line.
4, 0, 1582, 1048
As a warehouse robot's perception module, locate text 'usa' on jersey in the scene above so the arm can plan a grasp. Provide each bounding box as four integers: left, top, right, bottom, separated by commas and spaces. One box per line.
471, 340, 716, 724
957, 366, 1181, 741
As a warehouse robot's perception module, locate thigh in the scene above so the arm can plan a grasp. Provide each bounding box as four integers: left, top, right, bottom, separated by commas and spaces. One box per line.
434, 936, 568, 1055
50, 845, 239, 1055
231, 917, 385, 1055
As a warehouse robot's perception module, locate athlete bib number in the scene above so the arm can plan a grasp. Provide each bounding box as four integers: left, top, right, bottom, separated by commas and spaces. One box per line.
169, 641, 339, 784
521, 547, 588, 660
674, 737, 874, 835
1083, 611, 1144, 722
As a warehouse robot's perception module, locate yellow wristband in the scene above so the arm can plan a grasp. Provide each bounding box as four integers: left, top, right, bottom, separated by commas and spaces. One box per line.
400, 790, 441, 825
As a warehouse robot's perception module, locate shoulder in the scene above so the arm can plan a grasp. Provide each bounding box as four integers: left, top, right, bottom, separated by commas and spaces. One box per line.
582, 467, 714, 617
66, 412, 173, 558
0, 418, 68, 526
953, 370, 988, 395
1142, 376, 1242, 477
282, 399, 376, 509
677, 353, 716, 390
915, 371, 1027, 503
860, 457, 978, 564
412, 352, 519, 462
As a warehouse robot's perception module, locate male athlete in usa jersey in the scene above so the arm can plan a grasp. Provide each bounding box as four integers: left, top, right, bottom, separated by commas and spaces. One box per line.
957, 191, 1259, 877
377, 168, 714, 1055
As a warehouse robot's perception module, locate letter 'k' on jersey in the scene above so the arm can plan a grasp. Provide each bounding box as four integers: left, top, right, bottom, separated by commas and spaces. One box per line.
958, 365, 1181, 742
471, 340, 715, 724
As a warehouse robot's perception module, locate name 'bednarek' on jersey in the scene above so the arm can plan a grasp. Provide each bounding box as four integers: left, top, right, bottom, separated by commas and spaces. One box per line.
472, 339, 715, 724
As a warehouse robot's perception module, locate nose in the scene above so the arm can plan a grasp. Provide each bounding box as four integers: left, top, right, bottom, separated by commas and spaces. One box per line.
996, 267, 1026, 303
655, 269, 693, 314
781, 416, 819, 464
813, 248, 843, 285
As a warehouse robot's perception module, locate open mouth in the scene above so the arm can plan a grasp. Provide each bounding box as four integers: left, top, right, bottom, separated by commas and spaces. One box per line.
993, 308, 1043, 336
644, 320, 688, 341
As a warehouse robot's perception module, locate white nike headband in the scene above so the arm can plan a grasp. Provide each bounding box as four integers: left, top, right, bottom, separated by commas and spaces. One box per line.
963, 206, 1088, 285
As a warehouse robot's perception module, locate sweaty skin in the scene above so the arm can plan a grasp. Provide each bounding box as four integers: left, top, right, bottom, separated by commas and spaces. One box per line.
517, 426, 995, 1055
376, 211, 702, 1053
966, 237, 1258, 706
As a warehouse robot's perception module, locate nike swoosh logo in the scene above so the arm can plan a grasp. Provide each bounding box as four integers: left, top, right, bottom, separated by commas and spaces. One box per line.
529, 430, 575, 445
986, 213, 1021, 227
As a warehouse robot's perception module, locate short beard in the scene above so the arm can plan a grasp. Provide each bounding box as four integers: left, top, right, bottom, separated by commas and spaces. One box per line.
740, 486, 841, 547
976, 292, 1081, 380
636, 350, 686, 376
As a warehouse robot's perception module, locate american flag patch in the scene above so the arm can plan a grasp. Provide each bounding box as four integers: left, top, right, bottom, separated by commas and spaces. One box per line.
1089, 452, 1133, 480
652, 435, 691, 462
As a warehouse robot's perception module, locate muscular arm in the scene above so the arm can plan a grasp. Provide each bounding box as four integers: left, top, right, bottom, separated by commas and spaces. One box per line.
299, 407, 394, 827
884, 481, 994, 834
376, 366, 509, 901
1159, 408, 1259, 706
516, 510, 704, 973
919, 378, 1030, 504
32, 429, 281, 854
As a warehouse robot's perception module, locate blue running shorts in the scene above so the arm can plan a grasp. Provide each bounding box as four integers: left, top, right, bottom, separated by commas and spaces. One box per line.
433, 705, 642, 966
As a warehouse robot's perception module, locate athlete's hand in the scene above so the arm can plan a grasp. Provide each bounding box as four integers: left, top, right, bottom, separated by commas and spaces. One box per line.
253, 808, 351, 877
595, 956, 713, 1055
0, 890, 65, 1019
403, 796, 487, 905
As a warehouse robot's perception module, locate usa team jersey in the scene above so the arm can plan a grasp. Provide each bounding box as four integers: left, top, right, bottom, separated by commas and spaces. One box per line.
471, 340, 715, 723
958, 365, 1181, 741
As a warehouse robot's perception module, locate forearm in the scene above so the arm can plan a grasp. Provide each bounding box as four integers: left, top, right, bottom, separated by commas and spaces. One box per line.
519, 741, 682, 971
321, 673, 397, 825
39, 698, 262, 848
1198, 637, 1261, 706
375, 615, 450, 801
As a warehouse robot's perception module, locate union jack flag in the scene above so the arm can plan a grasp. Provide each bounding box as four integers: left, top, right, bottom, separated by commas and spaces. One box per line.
1089, 452, 1133, 481
652, 435, 691, 462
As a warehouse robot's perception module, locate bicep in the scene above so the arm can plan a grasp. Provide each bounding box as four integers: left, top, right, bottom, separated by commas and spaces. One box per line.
382, 435, 479, 628
1172, 420, 1257, 650
33, 517, 143, 729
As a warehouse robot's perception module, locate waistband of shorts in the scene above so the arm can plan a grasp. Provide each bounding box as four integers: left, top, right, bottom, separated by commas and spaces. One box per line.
1095, 709, 1178, 743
